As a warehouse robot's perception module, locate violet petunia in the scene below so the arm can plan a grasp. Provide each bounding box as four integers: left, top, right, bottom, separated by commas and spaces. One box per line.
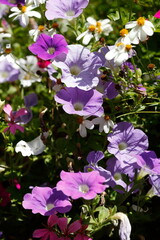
22, 187, 72, 216
54, 87, 104, 117
56, 170, 106, 200
107, 122, 149, 161
0, 59, 20, 83
45, 0, 89, 21
29, 33, 68, 60
52, 44, 102, 91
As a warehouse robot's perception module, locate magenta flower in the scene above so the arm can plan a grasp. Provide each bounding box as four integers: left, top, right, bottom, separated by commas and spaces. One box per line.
45, 0, 89, 21
29, 33, 68, 60
56, 171, 106, 200
154, 10, 160, 18
54, 87, 104, 117
22, 187, 72, 216
33, 214, 59, 240
0, 183, 10, 207
3, 104, 28, 134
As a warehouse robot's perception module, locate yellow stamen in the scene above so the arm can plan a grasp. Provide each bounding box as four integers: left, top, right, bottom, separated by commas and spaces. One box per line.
20, 6, 27, 13
38, 25, 45, 31
88, 25, 96, 32
116, 42, 124, 47
96, 22, 102, 33
137, 17, 145, 26
125, 44, 132, 51
119, 28, 128, 37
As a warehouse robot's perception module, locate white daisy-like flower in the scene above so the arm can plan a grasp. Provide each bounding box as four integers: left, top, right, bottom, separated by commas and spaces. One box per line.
125, 17, 155, 44
0, 27, 11, 42
17, 55, 41, 87
29, 25, 55, 41
76, 17, 113, 45
9, 2, 41, 27
77, 116, 94, 137
92, 115, 114, 133
15, 132, 48, 156
105, 38, 134, 66
116, 28, 131, 44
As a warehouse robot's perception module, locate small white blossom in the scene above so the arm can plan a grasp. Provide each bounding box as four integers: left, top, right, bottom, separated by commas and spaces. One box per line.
15, 132, 48, 156
77, 17, 113, 45
92, 115, 114, 133
112, 212, 131, 240
29, 25, 55, 41
125, 17, 155, 44
105, 38, 134, 66
9, 2, 41, 27
77, 116, 94, 137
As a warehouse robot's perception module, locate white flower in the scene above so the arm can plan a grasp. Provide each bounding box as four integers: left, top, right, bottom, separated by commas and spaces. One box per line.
77, 116, 94, 137
29, 25, 55, 41
112, 212, 131, 240
125, 17, 155, 44
76, 17, 113, 45
105, 38, 134, 66
17, 55, 41, 87
0, 27, 11, 42
92, 115, 114, 133
9, 2, 41, 27
15, 132, 48, 156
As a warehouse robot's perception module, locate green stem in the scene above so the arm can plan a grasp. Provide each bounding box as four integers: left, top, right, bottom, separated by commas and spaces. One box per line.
117, 111, 160, 118
129, 0, 133, 21
131, 57, 138, 84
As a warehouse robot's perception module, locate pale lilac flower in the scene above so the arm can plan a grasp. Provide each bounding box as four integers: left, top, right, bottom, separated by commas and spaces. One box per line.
76, 17, 113, 45
107, 122, 149, 161
29, 33, 68, 60
22, 187, 72, 216
45, 0, 89, 21
52, 44, 102, 91
15, 132, 48, 156
54, 87, 104, 117
77, 116, 94, 138
9, 1, 41, 27
0, 5, 9, 18
56, 170, 106, 200
0, 58, 20, 83
92, 115, 114, 133
3, 104, 28, 134
125, 17, 155, 44
112, 212, 131, 240
33, 214, 59, 240
147, 175, 160, 197
136, 151, 160, 179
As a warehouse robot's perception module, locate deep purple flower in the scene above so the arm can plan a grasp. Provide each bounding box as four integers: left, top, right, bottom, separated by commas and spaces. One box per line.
0, 59, 20, 83
96, 79, 119, 99
29, 33, 68, 60
52, 44, 102, 91
54, 87, 104, 117
107, 122, 149, 161
56, 170, 106, 200
45, 0, 89, 21
0, 0, 24, 6
22, 187, 72, 216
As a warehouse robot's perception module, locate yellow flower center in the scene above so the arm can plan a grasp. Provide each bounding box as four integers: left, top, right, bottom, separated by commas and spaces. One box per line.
18, 5, 27, 13
104, 115, 110, 121
137, 17, 145, 26
125, 44, 132, 51
119, 28, 128, 37
88, 25, 96, 32
38, 25, 45, 31
116, 42, 124, 47
96, 22, 102, 33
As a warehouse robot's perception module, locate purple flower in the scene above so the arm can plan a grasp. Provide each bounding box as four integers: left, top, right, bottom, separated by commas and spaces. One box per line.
96, 79, 119, 99
148, 175, 160, 197
84, 151, 111, 182
52, 44, 102, 91
0, 0, 24, 6
54, 87, 104, 117
56, 170, 106, 200
107, 122, 149, 161
29, 33, 68, 60
45, 0, 89, 21
22, 187, 72, 216
0, 59, 20, 83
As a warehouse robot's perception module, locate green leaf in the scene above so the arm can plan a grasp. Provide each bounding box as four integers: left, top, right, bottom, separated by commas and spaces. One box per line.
98, 206, 110, 223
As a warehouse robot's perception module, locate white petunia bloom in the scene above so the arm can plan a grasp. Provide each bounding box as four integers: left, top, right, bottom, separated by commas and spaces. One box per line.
105, 38, 134, 66
9, 2, 41, 27
76, 17, 113, 45
15, 132, 48, 156
125, 17, 155, 44
112, 212, 131, 240
92, 115, 114, 133
77, 116, 94, 137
